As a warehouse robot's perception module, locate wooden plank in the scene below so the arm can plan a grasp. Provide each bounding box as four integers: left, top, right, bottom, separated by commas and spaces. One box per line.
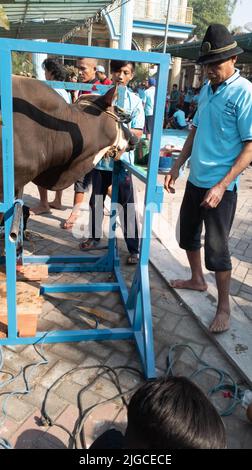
0, 280, 43, 338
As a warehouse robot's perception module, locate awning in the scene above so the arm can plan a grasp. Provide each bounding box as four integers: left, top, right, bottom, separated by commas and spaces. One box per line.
154, 33, 252, 64
0, 1, 114, 41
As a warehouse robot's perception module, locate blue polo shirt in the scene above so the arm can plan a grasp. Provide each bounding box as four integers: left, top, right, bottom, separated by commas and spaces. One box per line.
173, 109, 187, 128
189, 70, 252, 190
95, 86, 145, 170
144, 86, 156, 116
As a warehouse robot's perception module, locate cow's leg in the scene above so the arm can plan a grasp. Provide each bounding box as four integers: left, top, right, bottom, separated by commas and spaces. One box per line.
30, 186, 51, 215
49, 190, 63, 210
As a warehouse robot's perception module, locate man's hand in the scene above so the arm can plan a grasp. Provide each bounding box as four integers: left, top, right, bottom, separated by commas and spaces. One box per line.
200, 183, 226, 209
164, 167, 180, 193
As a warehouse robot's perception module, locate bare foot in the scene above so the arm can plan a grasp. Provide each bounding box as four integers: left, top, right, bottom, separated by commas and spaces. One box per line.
209, 311, 230, 333
169, 279, 208, 292
61, 211, 80, 229
30, 205, 51, 215
49, 201, 63, 210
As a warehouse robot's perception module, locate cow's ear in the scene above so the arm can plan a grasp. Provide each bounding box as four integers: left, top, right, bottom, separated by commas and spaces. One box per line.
97, 85, 117, 108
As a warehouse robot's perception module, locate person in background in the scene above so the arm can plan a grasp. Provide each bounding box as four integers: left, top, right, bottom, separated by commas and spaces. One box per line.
183, 86, 194, 118
164, 24, 252, 333
61, 57, 101, 229
144, 77, 156, 140
89, 376, 227, 449
30, 58, 71, 215
168, 84, 180, 117
136, 82, 146, 105
79, 59, 144, 265
167, 105, 188, 130
96, 65, 112, 85
66, 68, 79, 103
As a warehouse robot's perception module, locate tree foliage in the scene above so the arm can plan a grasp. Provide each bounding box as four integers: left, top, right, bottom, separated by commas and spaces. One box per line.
188, 0, 238, 38
0, 5, 9, 30
12, 52, 35, 77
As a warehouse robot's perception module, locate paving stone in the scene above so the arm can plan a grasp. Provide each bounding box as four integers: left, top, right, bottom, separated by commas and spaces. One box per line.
20, 384, 67, 422
3, 349, 34, 374
0, 417, 20, 444
76, 341, 114, 362
54, 380, 85, 406
239, 291, 252, 302
50, 343, 86, 365
40, 359, 77, 389
154, 308, 181, 332
174, 317, 209, 344
230, 279, 242, 296
0, 396, 35, 423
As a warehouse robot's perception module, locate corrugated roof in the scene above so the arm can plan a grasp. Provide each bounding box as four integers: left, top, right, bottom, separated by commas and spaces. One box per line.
0, 1, 114, 41
154, 33, 252, 64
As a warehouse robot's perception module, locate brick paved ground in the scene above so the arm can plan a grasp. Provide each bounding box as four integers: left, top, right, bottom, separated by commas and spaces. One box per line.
0, 180, 251, 449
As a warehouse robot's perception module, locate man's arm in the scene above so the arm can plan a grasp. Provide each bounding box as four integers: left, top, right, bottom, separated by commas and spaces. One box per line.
201, 141, 252, 209
131, 128, 143, 139
164, 126, 197, 193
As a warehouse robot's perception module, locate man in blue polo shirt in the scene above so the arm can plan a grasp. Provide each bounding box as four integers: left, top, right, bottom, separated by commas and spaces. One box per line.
164, 24, 252, 333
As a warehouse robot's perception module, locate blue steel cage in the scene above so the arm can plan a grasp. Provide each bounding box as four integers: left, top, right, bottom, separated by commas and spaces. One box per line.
0, 39, 170, 378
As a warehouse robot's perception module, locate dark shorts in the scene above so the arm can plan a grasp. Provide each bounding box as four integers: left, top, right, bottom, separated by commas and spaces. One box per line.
74, 170, 94, 193
145, 115, 154, 134
179, 181, 237, 272
74, 169, 93, 193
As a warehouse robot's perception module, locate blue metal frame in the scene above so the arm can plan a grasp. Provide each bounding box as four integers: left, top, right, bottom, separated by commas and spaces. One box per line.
0, 39, 170, 378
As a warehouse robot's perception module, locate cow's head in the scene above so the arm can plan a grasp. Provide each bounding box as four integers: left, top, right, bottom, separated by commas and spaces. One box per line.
32, 84, 139, 191
75, 86, 139, 161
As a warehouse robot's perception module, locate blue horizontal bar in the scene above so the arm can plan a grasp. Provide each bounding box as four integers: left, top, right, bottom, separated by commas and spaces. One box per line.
0, 39, 169, 66
0, 328, 134, 346
40, 282, 120, 294
46, 81, 112, 93
24, 255, 101, 264
46, 263, 110, 273
122, 160, 148, 183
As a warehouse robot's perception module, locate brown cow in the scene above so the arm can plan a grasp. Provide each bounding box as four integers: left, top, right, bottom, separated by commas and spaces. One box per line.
0, 75, 136, 200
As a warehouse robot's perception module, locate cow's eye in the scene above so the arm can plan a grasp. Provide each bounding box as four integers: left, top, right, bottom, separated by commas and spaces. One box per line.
114, 106, 132, 123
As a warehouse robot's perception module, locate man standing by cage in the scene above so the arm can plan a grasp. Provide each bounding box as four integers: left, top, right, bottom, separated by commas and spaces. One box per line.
164, 24, 252, 333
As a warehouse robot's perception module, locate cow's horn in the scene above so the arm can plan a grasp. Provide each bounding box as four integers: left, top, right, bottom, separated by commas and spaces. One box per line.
97, 85, 117, 108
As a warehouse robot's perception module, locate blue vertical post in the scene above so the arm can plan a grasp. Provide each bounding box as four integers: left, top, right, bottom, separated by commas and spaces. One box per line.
0, 47, 17, 338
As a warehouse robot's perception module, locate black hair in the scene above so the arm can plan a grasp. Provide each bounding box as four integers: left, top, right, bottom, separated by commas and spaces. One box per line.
125, 376, 227, 449
42, 58, 67, 81
110, 60, 135, 73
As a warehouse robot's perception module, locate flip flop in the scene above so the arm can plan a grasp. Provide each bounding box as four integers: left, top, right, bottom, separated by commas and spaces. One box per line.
30, 208, 52, 216
79, 238, 101, 251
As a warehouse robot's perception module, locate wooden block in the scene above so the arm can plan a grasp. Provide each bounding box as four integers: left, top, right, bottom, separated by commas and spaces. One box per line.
0, 281, 43, 338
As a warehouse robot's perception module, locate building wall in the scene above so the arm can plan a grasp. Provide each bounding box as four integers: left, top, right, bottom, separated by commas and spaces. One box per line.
67, 0, 193, 49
